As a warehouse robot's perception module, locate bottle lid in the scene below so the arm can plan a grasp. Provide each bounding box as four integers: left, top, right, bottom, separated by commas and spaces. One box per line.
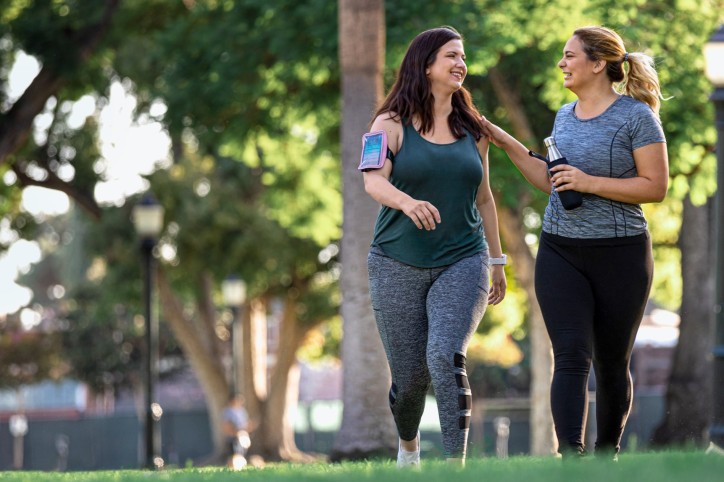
544, 137, 556, 148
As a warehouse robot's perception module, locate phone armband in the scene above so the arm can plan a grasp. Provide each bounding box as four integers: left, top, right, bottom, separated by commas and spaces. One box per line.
358, 130, 392, 171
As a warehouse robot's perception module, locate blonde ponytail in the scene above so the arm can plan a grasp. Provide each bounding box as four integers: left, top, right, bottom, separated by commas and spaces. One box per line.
619, 52, 664, 116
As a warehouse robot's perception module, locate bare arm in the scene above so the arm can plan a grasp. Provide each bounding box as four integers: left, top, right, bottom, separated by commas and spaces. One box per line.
476, 137, 506, 305
480, 116, 551, 194
550, 142, 668, 203
222, 420, 238, 437
362, 114, 441, 231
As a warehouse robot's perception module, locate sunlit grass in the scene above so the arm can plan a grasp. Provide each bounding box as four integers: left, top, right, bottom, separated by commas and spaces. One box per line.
1, 450, 721, 482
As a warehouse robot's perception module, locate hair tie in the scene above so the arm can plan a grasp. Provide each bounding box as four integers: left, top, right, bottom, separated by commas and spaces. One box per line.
623, 52, 629, 62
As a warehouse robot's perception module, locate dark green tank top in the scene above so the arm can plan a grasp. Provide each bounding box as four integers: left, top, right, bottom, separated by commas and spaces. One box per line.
371, 122, 488, 268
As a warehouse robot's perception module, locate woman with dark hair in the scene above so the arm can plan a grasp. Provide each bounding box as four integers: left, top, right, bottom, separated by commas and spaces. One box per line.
362, 26, 506, 467
482, 26, 668, 459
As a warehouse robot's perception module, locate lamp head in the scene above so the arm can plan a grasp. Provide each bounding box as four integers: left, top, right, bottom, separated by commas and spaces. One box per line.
222, 275, 247, 306
704, 24, 724, 87
132, 193, 165, 238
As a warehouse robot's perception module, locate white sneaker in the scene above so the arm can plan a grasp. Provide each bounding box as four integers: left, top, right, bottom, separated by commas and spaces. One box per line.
397, 432, 420, 469
231, 454, 247, 470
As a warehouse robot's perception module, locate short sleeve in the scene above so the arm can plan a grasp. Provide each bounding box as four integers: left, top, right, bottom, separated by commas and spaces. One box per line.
629, 104, 666, 150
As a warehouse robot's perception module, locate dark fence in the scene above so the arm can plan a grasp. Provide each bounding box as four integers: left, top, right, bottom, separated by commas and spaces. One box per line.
0, 393, 665, 470
0, 410, 213, 471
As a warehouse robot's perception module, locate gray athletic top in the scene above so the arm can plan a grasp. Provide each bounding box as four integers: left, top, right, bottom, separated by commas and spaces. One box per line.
543, 95, 666, 238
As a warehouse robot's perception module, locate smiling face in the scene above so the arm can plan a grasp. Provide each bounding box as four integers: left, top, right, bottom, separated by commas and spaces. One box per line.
426, 39, 467, 92
558, 35, 597, 92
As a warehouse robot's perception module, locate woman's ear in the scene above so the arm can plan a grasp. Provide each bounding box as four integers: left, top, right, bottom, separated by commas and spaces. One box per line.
593, 59, 606, 74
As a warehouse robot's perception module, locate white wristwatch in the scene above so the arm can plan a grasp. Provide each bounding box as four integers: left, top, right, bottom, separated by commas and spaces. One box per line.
490, 254, 507, 266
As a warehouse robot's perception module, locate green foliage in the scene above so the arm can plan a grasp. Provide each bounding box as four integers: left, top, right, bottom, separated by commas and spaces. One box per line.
0, 182, 36, 250
131, 146, 341, 341
1, 0, 344, 386
2, 0, 113, 91
644, 201, 683, 311
60, 282, 143, 393
136, 0, 339, 149
384, 0, 584, 74
226, 113, 342, 247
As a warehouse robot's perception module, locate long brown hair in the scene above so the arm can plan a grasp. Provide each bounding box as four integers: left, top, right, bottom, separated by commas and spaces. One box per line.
374, 26, 484, 139
573, 26, 664, 116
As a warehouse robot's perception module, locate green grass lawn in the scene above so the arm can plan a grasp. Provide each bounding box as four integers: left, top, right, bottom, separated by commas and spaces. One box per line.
1, 451, 721, 482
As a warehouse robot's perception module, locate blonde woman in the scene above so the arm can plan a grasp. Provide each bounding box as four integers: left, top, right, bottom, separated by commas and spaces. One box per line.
482, 26, 668, 459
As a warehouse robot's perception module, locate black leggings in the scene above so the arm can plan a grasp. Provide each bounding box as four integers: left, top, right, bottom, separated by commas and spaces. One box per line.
535, 231, 653, 455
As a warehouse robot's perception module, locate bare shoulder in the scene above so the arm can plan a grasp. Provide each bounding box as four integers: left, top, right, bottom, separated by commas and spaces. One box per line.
370, 111, 402, 132
370, 111, 403, 153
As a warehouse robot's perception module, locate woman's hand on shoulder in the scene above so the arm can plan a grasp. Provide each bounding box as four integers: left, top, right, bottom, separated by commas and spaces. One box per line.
480, 116, 511, 148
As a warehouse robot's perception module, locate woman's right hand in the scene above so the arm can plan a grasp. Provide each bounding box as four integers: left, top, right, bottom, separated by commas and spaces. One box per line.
480, 116, 510, 148
400, 198, 441, 231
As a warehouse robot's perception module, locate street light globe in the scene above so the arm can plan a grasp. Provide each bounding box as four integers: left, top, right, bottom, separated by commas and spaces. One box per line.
9, 414, 28, 437
222, 275, 247, 306
132, 193, 165, 238
704, 24, 724, 87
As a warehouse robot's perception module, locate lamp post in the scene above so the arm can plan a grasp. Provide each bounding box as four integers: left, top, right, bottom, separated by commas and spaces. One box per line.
132, 193, 165, 469
222, 275, 247, 394
9, 413, 28, 470
704, 23, 724, 446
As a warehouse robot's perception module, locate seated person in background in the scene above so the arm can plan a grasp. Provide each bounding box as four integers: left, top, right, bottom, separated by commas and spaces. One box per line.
222, 393, 252, 469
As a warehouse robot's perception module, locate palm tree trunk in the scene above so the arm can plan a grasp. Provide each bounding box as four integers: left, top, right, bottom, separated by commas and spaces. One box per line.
331, 0, 397, 461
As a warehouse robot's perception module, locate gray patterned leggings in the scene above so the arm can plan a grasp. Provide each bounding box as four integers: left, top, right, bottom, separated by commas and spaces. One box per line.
367, 247, 490, 458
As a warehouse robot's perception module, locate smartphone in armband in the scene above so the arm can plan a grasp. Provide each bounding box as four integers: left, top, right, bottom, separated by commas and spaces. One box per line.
358, 130, 389, 171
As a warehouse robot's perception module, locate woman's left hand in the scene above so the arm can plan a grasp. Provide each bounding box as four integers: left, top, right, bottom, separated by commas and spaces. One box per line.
549, 164, 591, 193
488, 265, 506, 305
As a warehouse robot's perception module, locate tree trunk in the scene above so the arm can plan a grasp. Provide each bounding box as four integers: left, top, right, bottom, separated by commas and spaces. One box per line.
157, 268, 229, 458
160, 270, 319, 464
244, 298, 268, 415
249, 295, 314, 462
652, 195, 715, 446
331, 0, 397, 461
489, 66, 556, 455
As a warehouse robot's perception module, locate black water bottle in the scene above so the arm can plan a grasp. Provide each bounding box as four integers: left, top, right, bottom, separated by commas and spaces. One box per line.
544, 137, 583, 210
